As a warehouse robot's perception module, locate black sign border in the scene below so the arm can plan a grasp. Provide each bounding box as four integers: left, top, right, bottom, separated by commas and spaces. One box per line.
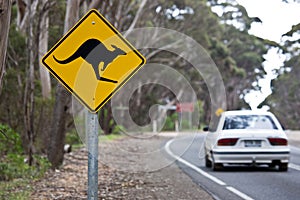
42, 9, 146, 113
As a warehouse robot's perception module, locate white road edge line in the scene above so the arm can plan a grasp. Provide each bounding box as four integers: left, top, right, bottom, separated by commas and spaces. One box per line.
165, 139, 254, 200
226, 187, 254, 200
165, 139, 226, 186
165, 139, 226, 185
289, 163, 300, 171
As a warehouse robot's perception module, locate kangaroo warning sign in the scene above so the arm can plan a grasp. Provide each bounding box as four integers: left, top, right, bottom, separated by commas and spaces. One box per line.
42, 9, 146, 112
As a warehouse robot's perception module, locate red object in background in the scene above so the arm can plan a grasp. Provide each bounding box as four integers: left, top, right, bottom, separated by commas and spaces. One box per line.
176, 103, 194, 112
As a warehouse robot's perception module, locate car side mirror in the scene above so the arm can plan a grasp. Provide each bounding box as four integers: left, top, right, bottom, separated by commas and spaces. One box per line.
203, 126, 209, 132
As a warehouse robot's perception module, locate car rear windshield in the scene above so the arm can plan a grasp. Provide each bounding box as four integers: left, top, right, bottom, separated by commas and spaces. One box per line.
223, 115, 278, 130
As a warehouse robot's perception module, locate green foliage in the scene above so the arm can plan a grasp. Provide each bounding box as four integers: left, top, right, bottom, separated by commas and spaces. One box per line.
209, 0, 260, 31
0, 124, 23, 155
1, 22, 27, 132
162, 113, 178, 131
65, 129, 82, 146
266, 57, 300, 129
180, 119, 191, 130
210, 39, 230, 58
48, 0, 65, 47
0, 178, 32, 200
283, 22, 300, 37
0, 153, 50, 181
0, 124, 50, 197
8, 23, 27, 56
111, 124, 126, 135
0, 153, 50, 199
64, 125, 126, 148
232, 66, 246, 78
0, 1, 278, 177
0, 154, 30, 181
266, 12, 300, 130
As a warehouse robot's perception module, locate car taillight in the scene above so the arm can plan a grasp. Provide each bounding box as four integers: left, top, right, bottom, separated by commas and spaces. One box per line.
217, 138, 238, 146
268, 138, 288, 146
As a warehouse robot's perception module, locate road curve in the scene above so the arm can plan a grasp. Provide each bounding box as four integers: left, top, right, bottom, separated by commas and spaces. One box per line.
165, 134, 300, 200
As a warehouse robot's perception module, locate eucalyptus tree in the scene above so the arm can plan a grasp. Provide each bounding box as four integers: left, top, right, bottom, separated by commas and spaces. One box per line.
266, 15, 300, 129
0, 0, 12, 93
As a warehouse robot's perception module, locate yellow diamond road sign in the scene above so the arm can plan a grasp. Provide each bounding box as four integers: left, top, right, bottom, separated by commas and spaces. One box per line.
42, 9, 146, 112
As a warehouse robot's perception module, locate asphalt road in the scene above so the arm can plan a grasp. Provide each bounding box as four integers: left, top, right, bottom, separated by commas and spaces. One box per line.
165, 134, 300, 200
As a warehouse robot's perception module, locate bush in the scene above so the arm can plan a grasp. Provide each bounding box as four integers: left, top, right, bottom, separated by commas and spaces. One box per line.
65, 129, 82, 145
0, 124, 50, 181
162, 113, 178, 131
0, 124, 23, 156
0, 154, 30, 181
0, 154, 50, 181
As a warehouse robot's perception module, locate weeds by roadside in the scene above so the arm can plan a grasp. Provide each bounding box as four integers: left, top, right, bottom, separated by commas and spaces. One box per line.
0, 122, 125, 199
0, 124, 50, 199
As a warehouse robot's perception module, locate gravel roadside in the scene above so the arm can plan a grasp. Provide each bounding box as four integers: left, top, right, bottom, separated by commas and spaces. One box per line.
31, 131, 300, 199
31, 134, 213, 200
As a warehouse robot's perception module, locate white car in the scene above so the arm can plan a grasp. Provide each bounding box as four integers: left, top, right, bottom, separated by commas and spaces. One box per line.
204, 110, 290, 171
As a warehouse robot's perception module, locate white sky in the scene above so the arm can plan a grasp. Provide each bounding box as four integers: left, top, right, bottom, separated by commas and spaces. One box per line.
237, 0, 300, 42
212, 0, 300, 42
236, 0, 300, 109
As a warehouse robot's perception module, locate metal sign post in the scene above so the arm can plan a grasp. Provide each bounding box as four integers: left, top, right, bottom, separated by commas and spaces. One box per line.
86, 110, 99, 199
41, 9, 145, 199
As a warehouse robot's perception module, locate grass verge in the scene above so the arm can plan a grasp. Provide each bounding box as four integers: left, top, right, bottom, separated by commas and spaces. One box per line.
0, 179, 32, 200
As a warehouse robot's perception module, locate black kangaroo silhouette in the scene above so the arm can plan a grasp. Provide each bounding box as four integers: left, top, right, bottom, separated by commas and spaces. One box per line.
53, 38, 127, 83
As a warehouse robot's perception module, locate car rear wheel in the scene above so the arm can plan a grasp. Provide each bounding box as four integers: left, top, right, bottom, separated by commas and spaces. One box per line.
278, 163, 288, 172
211, 156, 223, 171
205, 154, 212, 168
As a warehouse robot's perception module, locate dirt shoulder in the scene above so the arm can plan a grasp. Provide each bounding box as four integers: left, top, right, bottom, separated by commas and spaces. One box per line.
30, 131, 300, 199
31, 135, 213, 200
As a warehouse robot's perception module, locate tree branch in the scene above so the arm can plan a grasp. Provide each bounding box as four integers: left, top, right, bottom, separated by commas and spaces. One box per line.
124, 0, 147, 37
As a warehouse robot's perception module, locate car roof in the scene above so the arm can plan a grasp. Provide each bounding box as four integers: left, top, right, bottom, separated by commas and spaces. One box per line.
222, 110, 274, 116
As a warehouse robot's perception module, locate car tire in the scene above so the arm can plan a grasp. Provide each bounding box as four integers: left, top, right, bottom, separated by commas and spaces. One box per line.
212, 156, 223, 171
269, 163, 276, 168
278, 163, 288, 172
205, 154, 212, 168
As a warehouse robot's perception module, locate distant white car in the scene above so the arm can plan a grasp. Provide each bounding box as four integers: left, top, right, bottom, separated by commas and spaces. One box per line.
204, 110, 290, 171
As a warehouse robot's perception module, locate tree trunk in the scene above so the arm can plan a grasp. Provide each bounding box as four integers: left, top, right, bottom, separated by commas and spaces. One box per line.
16, 0, 27, 33
47, 84, 71, 168
47, 0, 80, 169
0, 0, 12, 93
38, 1, 51, 99
99, 103, 113, 135
23, 0, 37, 166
